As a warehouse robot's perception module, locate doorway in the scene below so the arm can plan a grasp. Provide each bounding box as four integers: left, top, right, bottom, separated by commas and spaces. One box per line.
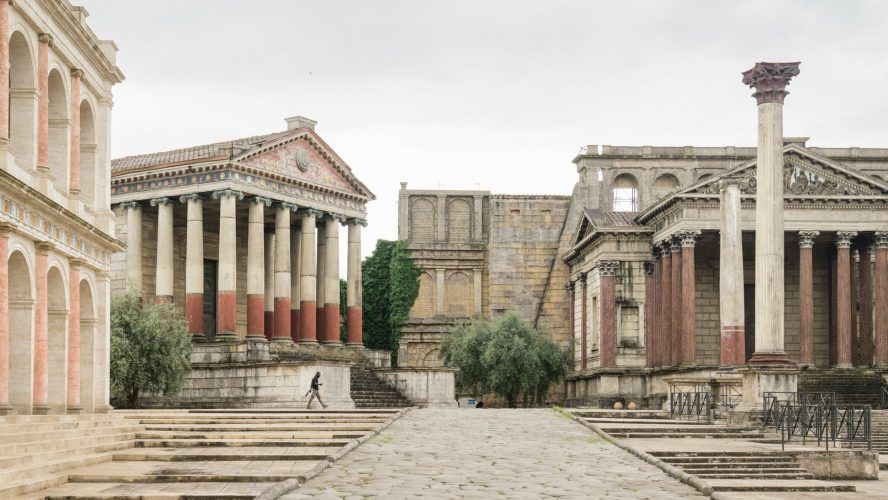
203, 259, 217, 339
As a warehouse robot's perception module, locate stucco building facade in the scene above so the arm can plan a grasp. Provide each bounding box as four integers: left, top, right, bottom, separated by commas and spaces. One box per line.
0, 0, 122, 414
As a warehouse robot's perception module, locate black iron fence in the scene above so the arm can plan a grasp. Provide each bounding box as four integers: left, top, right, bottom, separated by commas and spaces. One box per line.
669, 388, 711, 421
882, 386, 888, 409
778, 403, 871, 451
763, 392, 835, 428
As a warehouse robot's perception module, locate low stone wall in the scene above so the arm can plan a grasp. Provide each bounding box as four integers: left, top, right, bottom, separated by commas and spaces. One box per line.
790, 450, 879, 480
566, 366, 729, 409
141, 341, 355, 409
378, 368, 457, 408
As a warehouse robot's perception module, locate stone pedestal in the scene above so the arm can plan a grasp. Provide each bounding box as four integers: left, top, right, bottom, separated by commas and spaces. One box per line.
727, 365, 799, 428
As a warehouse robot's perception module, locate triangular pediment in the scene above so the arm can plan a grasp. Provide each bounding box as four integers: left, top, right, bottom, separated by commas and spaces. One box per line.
682, 144, 888, 197
235, 129, 374, 199
573, 210, 596, 245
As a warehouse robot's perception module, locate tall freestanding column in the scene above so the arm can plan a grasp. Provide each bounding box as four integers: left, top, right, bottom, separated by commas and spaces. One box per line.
580, 273, 588, 370
323, 217, 342, 344
835, 231, 857, 368
742, 61, 800, 366
264, 233, 275, 340
874, 232, 888, 367
181, 195, 204, 338
246, 197, 270, 340
316, 219, 327, 339
151, 198, 174, 303
719, 178, 746, 367
644, 261, 655, 368
346, 219, 365, 346
566, 281, 576, 368
213, 189, 243, 339
291, 228, 302, 342
67, 261, 81, 411
299, 210, 318, 343
33, 242, 50, 413
859, 243, 874, 367
680, 230, 700, 365
660, 244, 673, 366
122, 202, 142, 293
652, 251, 662, 366
36, 34, 50, 171
670, 237, 683, 365
0, 223, 11, 413
599, 261, 619, 368
273, 204, 294, 343
0, 0, 9, 141
798, 231, 819, 366
69, 69, 83, 194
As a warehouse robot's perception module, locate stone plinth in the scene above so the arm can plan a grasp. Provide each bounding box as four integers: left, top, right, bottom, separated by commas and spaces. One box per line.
727, 365, 799, 427
378, 367, 457, 408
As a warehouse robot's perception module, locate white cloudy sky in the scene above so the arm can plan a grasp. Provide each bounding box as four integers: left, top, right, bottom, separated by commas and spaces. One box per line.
79, 0, 888, 259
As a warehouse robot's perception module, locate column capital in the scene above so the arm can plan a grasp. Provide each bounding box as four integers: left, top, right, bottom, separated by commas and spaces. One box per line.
296, 207, 324, 218
873, 231, 888, 249
119, 201, 141, 210
250, 196, 272, 207
346, 217, 368, 227
836, 231, 857, 249
211, 189, 244, 201
37, 33, 53, 46
69, 258, 85, 270
643, 261, 655, 276
330, 213, 348, 224
798, 230, 819, 248
578, 272, 587, 286
179, 193, 202, 204
741, 61, 801, 105
679, 230, 701, 247
598, 261, 619, 277
34, 241, 53, 255
565, 281, 575, 294
277, 201, 298, 211
669, 235, 683, 252
658, 241, 672, 256
718, 175, 745, 192
149, 197, 172, 207
70, 68, 84, 79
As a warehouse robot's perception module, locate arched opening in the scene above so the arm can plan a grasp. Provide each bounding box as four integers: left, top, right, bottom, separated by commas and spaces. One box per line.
446, 199, 471, 242
445, 271, 472, 317
79, 279, 97, 411
410, 272, 435, 318
47, 69, 68, 192
8, 250, 34, 411
612, 173, 639, 212
409, 198, 435, 242
653, 173, 681, 200
9, 31, 36, 167
79, 101, 98, 210
46, 266, 68, 411
421, 348, 440, 367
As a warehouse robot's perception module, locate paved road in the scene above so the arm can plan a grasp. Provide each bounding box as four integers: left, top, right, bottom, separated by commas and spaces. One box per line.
283, 408, 702, 499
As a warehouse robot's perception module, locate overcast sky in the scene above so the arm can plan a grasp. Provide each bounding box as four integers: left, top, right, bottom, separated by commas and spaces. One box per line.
79, 0, 888, 259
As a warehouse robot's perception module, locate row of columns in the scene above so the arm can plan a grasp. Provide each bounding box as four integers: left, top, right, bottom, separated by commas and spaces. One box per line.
0, 2, 85, 193
568, 260, 619, 370
644, 230, 700, 368
0, 223, 103, 413
122, 191, 365, 345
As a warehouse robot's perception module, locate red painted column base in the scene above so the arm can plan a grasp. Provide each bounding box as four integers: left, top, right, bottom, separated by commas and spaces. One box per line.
300, 301, 317, 343
347, 307, 362, 346
216, 290, 237, 337
291, 309, 301, 343
246, 294, 265, 339
264, 311, 274, 340
720, 325, 745, 367
273, 298, 291, 342
322, 304, 340, 344
185, 293, 204, 338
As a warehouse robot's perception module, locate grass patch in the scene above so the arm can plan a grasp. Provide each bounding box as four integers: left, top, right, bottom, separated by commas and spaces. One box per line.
551, 406, 573, 419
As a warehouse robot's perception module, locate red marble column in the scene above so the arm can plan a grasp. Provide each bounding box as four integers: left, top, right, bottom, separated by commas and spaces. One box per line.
829, 251, 837, 365
0, 0, 10, 141
875, 232, 888, 367
67, 262, 81, 411
660, 246, 672, 366
0, 224, 10, 412
566, 281, 575, 370
670, 238, 683, 365
798, 231, 818, 366
36, 35, 50, 170
653, 255, 662, 366
851, 249, 860, 366
836, 232, 856, 368
859, 243, 874, 367
599, 261, 618, 368
680, 231, 699, 365
644, 261, 655, 368
580, 274, 587, 370
33, 243, 50, 413
69, 69, 83, 194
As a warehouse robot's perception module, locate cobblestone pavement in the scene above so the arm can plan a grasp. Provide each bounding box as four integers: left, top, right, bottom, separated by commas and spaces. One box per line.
283, 408, 703, 499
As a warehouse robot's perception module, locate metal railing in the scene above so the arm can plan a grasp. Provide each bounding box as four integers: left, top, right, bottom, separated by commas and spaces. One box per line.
381, 373, 408, 394
881, 386, 888, 409
669, 388, 711, 421
712, 383, 742, 419
763, 392, 835, 428
779, 403, 871, 451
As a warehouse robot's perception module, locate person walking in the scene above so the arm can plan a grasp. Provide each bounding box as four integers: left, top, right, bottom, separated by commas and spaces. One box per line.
305, 371, 327, 409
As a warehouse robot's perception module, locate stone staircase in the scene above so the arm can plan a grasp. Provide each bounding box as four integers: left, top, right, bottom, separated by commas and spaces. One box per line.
350, 367, 411, 408
868, 409, 888, 455
21, 409, 401, 499
580, 414, 768, 439
0, 413, 140, 499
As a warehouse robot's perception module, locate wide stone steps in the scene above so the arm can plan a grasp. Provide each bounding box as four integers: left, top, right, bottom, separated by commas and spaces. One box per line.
136, 437, 350, 448
349, 367, 411, 408
36, 481, 275, 499
605, 430, 766, 439
571, 409, 670, 419
0, 430, 138, 457
651, 452, 830, 486
0, 423, 143, 444
705, 479, 856, 492
65, 460, 318, 483
112, 446, 341, 462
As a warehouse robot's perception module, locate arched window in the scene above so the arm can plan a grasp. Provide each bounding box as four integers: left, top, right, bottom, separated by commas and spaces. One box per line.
409, 198, 435, 242
9, 32, 36, 167
612, 173, 639, 212
47, 69, 69, 191
445, 271, 472, 317
446, 198, 471, 242
653, 173, 681, 200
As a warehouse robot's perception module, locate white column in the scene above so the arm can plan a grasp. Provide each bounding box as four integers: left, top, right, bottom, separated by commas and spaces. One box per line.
719, 178, 745, 366
264, 232, 275, 339
247, 197, 270, 339
299, 210, 319, 343
212, 189, 243, 338
322, 216, 341, 344
151, 197, 174, 302
180, 195, 204, 338
291, 226, 302, 341
273, 203, 294, 342
122, 202, 142, 294
346, 219, 365, 346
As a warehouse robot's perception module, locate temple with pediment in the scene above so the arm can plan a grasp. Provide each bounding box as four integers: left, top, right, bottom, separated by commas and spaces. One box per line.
110, 116, 372, 346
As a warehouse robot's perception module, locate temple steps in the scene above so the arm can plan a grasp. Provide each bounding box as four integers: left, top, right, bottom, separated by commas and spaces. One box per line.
135, 437, 351, 448
349, 367, 411, 408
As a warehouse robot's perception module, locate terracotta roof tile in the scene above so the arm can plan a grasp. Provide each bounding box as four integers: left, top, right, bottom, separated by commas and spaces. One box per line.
584, 208, 643, 227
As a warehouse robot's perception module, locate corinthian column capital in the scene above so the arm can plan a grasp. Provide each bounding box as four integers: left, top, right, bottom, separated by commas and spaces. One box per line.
836, 231, 857, 249
874, 232, 888, 249
798, 230, 819, 248
742, 62, 801, 105
679, 230, 701, 248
